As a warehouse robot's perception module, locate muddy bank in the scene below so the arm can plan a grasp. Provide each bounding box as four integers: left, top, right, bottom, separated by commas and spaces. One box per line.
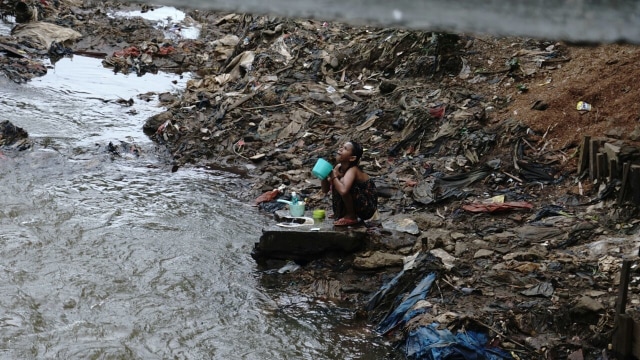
2, 1, 640, 358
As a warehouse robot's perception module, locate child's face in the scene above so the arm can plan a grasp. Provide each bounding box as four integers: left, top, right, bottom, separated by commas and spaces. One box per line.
336, 142, 355, 163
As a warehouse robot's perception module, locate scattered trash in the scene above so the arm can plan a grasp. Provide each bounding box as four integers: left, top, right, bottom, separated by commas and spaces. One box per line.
531, 99, 549, 111
576, 101, 592, 111
520, 282, 554, 297
275, 216, 314, 227
254, 185, 286, 205
312, 209, 325, 219
429, 104, 446, 119
277, 261, 301, 273
461, 201, 533, 213
413, 161, 500, 205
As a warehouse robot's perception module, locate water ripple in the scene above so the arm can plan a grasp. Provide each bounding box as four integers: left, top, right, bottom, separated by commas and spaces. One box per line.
0, 47, 398, 359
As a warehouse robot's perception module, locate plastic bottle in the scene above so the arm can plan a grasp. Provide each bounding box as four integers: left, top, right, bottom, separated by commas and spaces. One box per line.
291, 191, 299, 205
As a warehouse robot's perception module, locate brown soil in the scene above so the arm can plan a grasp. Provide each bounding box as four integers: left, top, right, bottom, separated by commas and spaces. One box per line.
514, 43, 640, 148
2, 1, 640, 359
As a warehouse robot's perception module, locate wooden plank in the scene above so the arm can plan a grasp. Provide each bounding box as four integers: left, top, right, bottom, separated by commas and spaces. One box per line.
632, 318, 640, 358
616, 260, 631, 315
613, 314, 634, 360
0, 43, 30, 58
614, 260, 634, 360
618, 162, 631, 205
596, 152, 606, 181
577, 135, 590, 175
589, 139, 601, 180
609, 158, 618, 180
631, 165, 640, 206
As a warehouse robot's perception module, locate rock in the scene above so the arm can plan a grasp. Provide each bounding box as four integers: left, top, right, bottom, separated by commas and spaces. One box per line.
378, 80, 397, 94
502, 250, 544, 262
571, 295, 604, 314
429, 248, 456, 270
630, 125, 640, 141
604, 127, 625, 139
143, 110, 173, 135
418, 228, 453, 250
375, 230, 418, 250
471, 239, 491, 249
454, 241, 467, 256
525, 333, 560, 351
482, 231, 516, 243
0, 120, 29, 147
412, 213, 446, 229
62, 298, 77, 309
382, 216, 420, 235
473, 249, 494, 259
353, 251, 405, 270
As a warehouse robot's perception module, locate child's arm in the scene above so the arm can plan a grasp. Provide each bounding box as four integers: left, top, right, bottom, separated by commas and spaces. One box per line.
321, 164, 340, 194
332, 167, 357, 196
321, 175, 331, 194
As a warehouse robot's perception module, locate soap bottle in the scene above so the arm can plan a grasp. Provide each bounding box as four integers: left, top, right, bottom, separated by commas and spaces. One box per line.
291, 191, 299, 205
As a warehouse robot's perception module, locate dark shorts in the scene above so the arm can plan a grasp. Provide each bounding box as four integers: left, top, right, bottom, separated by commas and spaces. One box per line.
332, 179, 378, 220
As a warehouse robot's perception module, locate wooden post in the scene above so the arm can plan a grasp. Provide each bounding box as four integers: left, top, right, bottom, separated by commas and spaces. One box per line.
604, 142, 621, 179
577, 135, 591, 175
616, 260, 631, 315
589, 139, 601, 180
596, 152, 606, 182
631, 165, 640, 206
613, 260, 633, 359
609, 158, 618, 181
614, 314, 634, 360
618, 162, 631, 205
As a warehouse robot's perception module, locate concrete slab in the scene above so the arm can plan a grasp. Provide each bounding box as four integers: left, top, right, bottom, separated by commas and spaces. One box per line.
251, 210, 369, 265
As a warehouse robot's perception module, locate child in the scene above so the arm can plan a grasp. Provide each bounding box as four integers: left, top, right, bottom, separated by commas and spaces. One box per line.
321, 141, 377, 226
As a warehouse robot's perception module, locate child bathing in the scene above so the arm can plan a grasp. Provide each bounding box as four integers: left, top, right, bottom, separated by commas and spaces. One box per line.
321, 141, 378, 226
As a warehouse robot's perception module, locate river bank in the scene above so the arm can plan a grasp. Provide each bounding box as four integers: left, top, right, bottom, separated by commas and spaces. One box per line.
2, 1, 640, 358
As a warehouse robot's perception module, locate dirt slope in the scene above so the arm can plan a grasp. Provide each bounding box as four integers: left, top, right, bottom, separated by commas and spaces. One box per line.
511, 43, 640, 148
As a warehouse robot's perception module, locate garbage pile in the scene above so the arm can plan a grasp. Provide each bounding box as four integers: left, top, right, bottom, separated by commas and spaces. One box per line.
0, 120, 31, 150
2, 1, 640, 358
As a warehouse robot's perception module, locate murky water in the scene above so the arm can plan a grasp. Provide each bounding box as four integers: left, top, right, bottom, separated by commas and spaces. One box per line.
110, 6, 201, 40
0, 50, 397, 360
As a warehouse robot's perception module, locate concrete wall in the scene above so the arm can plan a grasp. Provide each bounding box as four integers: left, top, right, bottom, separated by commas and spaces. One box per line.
127, 0, 640, 44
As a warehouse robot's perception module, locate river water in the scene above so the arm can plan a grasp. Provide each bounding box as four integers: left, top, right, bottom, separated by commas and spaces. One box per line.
0, 24, 397, 360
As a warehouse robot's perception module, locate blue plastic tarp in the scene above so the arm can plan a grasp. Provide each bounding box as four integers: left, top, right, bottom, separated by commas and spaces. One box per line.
367, 269, 405, 311
406, 323, 513, 360
376, 273, 436, 334
372, 270, 512, 359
